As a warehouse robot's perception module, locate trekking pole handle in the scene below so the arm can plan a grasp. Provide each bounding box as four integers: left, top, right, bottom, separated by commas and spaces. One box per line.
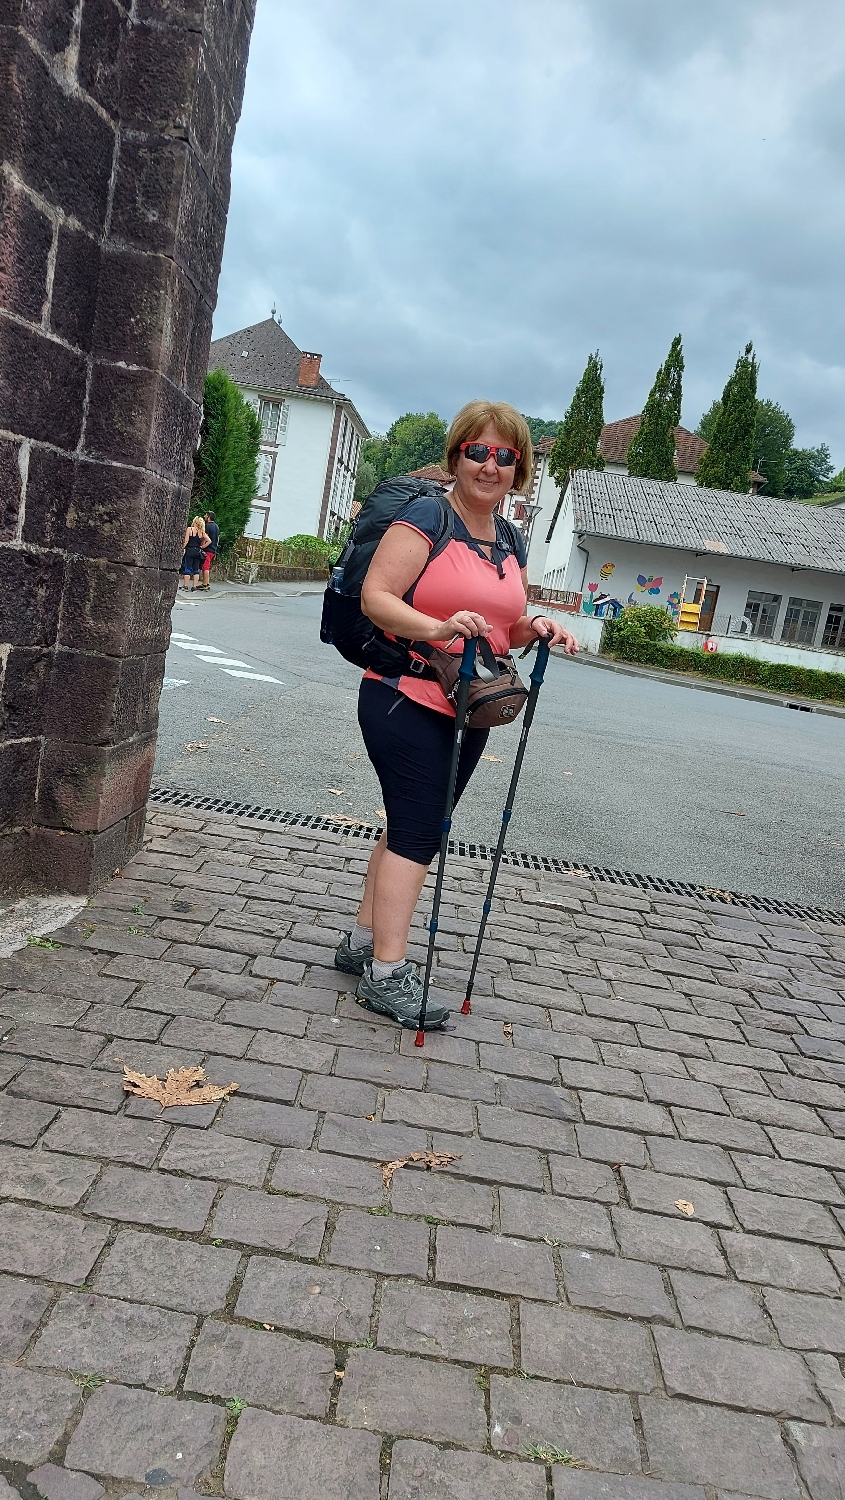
529, 637, 551, 687
459, 636, 477, 679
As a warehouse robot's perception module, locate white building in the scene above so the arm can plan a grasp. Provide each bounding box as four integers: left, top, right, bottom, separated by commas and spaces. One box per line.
541, 468, 845, 658
516, 417, 763, 585
208, 317, 370, 540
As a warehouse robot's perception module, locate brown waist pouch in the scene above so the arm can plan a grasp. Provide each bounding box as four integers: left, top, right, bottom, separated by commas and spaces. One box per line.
411, 638, 528, 729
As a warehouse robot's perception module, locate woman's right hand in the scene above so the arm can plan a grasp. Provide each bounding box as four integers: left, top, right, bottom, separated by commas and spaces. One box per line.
433, 610, 490, 641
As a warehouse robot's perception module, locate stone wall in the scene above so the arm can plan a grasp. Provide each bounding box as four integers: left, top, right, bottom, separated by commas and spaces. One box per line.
0, 0, 255, 894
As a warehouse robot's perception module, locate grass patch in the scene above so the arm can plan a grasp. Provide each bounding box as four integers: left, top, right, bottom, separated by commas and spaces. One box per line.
522, 1442, 580, 1465
27, 936, 62, 949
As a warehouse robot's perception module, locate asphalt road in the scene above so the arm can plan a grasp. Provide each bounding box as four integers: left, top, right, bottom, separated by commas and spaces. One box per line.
155, 582, 845, 909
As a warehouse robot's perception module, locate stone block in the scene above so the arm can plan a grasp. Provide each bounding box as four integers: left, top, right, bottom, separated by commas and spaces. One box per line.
0, 1364, 79, 1464
653, 1325, 823, 1420
728, 1186, 843, 1245
479, 1043, 559, 1082
575, 1123, 647, 1166
477, 1104, 575, 1152
548, 1154, 619, 1202
639, 1396, 800, 1498
64, 1383, 224, 1484
436, 1225, 557, 1300
496, 1075, 577, 1118
553, 1477, 705, 1500
646, 1137, 738, 1183
668, 1269, 771, 1341
271, 1147, 383, 1208
0, 317, 87, 452
787, 1419, 845, 1497
391, 1170, 493, 1228
378, 1281, 513, 1365
0, 544, 64, 648
384, 1088, 474, 1134
300, 1073, 379, 1117
0, 1271, 52, 1358
211, 1185, 327, 1255
80, 1004, 166, 1041
95, 1228, 239, 1314
0, 646, 50, 737
0, 1094, 58, 1145
763, 1286, 845, 1351
318, 1113, 427, 1161
673, 1108, 772, 1153
85, 1165, 215, 1231
225, 1408, 381, 1500
490, 1375, 641, 1472
580, 1091, 673, 1134
329, 1208, 429, 1279
0, 176, 53, 322
159, 1127, 272, 1185
720, 1230, 840, 1293
562, 1250, 674, 1322
431, 1134, 545, 1189
389, 1441, 545, 1499
235, 1255, 375, 1342
337, 1348, 487, 1448
612, 1208, 726, 1275
425, 1059, 496, 1101
335, 1047, 425, 1091
621, 1168, 732, 1226
185, 1318, 334, 1416
0, 1202, 108, 1282
498, 1186, 615, 1250
50, 225, 101, 352
733, 1150, 843, 1202
26, 1464, 103, 1500
0, 1143, 99, 1206
217, 1097, 317, 1149
30, 1291, 195, 1390
1, 1021, 104, 1066
520, 1301, 657, 1391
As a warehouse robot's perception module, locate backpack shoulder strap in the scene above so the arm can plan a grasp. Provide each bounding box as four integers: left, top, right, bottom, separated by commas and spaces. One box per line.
495, 514, 522, 556
426, 494, 454, 563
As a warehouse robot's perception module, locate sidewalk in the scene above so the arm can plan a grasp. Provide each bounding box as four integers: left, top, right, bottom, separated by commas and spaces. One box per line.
1, 804, 845, 1498
563, 649, 845, 719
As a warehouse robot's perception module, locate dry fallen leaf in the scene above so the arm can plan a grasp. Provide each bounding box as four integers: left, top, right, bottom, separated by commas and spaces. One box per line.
326, 788, 344, 796
375, 808, 386, 820
675, 1199, 695, 1217
364, 1113, 375, 1122
207, 717, 224, 723
481, 754, 501, 762
503, 1023, 514, 1039
262, 1323, 275, 1330
122, 1064, 239, 1111
380, 1151, 460, 1188
184, 742, 209, 753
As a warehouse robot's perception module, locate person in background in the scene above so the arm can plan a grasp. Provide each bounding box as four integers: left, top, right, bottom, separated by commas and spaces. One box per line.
180, 516, 208, 591
201, 511, 220, 590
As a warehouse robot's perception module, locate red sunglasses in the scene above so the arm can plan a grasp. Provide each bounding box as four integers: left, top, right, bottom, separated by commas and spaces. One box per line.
459, 441, 520, 467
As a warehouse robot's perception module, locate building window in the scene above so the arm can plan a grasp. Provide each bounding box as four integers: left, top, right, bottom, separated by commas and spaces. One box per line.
259, 399, 285, 444
244, 507, 269, 539
781, 596, 822, 646
744, 590, 781, 638
255, 451, 274, 497
821, 604, 844, 650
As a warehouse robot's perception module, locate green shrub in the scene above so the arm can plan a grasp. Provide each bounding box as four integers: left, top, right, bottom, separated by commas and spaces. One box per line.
604, 634, 845, 704
603, 604, 677, 659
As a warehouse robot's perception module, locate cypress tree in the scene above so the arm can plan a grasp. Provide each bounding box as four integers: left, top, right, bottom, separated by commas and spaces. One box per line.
545, 352, 605, 542
192, 369, 261, 550
626, 334, 684, 481
696, 343, 759, 492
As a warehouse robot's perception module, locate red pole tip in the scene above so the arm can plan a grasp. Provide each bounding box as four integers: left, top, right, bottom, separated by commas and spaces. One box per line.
414, 1030, 425, 1047
460, 997, 471, 1014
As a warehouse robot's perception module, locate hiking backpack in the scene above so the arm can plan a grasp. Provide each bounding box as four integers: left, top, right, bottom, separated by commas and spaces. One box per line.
320, 476, 455, 673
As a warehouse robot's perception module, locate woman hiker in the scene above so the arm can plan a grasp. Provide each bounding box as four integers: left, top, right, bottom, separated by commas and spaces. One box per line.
334, 399, 579, 1028
180, 516, 209, 591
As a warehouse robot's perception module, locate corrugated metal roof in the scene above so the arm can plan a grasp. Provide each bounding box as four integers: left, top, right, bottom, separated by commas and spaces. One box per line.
571, 469, 845, 573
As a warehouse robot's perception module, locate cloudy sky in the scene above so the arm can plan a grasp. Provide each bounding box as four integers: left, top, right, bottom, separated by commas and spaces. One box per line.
215, 0, 845, 460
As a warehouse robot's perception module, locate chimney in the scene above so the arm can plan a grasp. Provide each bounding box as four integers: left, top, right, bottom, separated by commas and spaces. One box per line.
297, 351, 321, 388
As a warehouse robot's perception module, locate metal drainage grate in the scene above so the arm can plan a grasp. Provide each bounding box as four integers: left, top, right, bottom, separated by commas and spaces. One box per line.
147, 784, 845, 925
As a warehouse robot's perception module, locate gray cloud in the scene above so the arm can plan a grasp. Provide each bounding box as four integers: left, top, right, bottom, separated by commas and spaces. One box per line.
214, 0, 845, 459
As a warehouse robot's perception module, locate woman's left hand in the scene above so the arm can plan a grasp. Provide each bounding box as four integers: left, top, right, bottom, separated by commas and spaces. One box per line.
531, 616, 579, 655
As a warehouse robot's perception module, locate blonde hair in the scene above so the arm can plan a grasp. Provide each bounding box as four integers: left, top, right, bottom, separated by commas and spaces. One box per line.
445, 401, 533, 494
191, 515, 207, 534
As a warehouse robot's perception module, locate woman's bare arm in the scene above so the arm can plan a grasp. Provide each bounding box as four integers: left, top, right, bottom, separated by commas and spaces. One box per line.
361, 525, 490, 642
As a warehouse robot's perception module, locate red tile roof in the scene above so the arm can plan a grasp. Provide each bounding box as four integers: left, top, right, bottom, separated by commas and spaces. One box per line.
405, 464, 452, 484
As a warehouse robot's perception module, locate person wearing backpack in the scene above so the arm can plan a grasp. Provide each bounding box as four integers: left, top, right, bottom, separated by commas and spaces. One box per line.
329, 399, 578, 1029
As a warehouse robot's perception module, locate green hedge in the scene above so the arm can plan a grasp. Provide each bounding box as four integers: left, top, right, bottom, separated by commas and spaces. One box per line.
605, 637, 845, 704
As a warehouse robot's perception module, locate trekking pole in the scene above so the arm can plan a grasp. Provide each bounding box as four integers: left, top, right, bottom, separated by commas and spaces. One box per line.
461, 635, 551, 1016
415, 635, 478, 1048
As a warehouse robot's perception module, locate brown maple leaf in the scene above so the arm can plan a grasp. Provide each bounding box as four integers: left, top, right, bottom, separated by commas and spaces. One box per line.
380, 1151, 460, 1188
122, 1064, 239, 1111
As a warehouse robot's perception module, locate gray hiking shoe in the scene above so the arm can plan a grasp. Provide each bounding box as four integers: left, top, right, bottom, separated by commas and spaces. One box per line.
334, 931, 373, 976
356, 960, 450, 1030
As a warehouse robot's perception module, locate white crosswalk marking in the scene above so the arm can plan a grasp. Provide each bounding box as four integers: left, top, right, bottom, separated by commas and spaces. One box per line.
196, 655, 251, 666
222, 670, 283, 683
168, 631, 282, 684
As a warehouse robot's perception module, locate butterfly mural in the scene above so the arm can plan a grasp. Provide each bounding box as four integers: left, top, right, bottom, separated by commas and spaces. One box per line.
667, 590, 681, 618
635, 574, 663, 595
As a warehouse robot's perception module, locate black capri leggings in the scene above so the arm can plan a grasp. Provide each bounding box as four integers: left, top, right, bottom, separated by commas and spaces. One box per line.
358, 678, 489, 865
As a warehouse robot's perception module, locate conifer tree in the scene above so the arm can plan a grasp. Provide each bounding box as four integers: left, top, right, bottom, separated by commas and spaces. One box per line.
626, 334, 684, 481
192, 370, 261, 549
695, 343, 759, 492
545, 352, 605, 541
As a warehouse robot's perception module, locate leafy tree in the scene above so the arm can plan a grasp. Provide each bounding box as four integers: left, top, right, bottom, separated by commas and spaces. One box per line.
816, 465, 845, 499
697, 397, 794, 496
626, 334, 684, 481
192, 369, 260, 550
545, 352, 605, 541
783, 444, 834, 500
523, 415, 562, 443
353, 459, 377, 504
695, 343, 758, 492
361, 436, 387, 483
381, 412, 448, 478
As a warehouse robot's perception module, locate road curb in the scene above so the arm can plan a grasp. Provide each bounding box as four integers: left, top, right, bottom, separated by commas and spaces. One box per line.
554, 649, 845, 720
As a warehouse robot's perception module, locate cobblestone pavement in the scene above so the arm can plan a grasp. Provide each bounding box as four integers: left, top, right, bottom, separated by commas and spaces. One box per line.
2, 807, 845, 1499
